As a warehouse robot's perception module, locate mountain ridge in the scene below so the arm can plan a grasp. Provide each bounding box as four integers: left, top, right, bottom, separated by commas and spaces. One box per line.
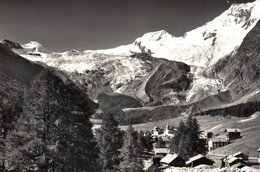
2, 0, 260, 123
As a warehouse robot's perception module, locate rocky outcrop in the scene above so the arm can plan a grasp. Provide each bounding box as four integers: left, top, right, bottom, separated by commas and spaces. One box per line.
208, 21, 260, 102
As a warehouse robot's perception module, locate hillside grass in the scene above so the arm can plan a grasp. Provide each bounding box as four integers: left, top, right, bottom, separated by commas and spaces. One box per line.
129, 112, 260, 157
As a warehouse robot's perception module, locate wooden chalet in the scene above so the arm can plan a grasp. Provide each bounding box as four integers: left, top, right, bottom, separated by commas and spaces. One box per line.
160, 153, 186, 167
208, 138, 229, 150
225, 128, 241, 140
186, 154, 215, 167
221, 156, 247, 169
233, 152, 248, 161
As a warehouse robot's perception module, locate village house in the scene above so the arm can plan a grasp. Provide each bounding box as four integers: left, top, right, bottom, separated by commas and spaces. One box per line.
152, 127, 160, 136
208, 138, 229, 150
221, 152, 249, 169
154, 148, 170, 156
221, 156, 247, 169
160, 153, 186, 167
233, 152, 249, 161
225, 128, 241, 140
186, 154, 215, 167
152, 127, 163, 141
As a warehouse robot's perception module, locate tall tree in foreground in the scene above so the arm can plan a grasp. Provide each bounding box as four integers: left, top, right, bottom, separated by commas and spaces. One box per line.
5, 70, 99, 171
119, 125, 143, 172
169, 116, 206, 160
169, 120, 186, 153
0, 75, 25, 171
96, 113, 123, 171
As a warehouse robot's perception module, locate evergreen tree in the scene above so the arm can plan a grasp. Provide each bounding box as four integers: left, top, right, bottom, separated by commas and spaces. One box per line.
96, 113, 123, 171
142, 132, 153, 151
119, 125, 143, 172
5, 73, 51, 171
169, 120, 186, 153
185, 116, 206, 158
177, 135, 190, 161
0, 76, 25, 171
169, 117, 206, 161
5, 70, 99, 171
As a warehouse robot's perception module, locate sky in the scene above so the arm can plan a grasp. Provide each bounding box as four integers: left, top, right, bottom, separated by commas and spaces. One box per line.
0, 0, 231, 52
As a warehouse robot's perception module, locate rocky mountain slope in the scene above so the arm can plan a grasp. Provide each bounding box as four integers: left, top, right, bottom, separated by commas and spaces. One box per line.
0, 42, 98, 115
208, 20, 260, 103
3, 0, 260, 122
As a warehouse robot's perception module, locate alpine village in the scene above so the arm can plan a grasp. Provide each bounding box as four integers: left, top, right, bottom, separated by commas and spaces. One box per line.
1, 0, 260, 171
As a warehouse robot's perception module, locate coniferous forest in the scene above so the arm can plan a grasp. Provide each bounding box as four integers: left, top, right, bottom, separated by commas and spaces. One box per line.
0, 70, 154, 171
1, 70, 99, 171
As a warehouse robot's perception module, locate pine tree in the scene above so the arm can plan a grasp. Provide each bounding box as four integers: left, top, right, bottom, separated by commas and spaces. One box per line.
119, 125, 143, 172
142, 132, 153, 151
169, 117, 206, 161
170, 120, 186, 153
5, 72, 51, 171
177, 135, 189, 161
185, 116, 205, 158
0, 76, 25, 171
137, 130, 144, 155
96, 113, 123, 171
5, 70, 99, 171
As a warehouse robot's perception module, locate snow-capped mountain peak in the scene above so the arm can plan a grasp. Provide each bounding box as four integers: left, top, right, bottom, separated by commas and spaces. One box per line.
130, 0, 260, 67
95, 1, 260, 68
135, 30, 173, 42
16, 0, 260, 106
22, 41, 49, 53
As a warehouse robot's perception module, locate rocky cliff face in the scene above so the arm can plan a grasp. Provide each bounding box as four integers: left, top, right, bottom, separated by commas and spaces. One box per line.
208, 20, 260, 102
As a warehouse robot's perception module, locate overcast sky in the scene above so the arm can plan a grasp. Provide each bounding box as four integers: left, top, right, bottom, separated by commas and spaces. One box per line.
0, 0, 231, 51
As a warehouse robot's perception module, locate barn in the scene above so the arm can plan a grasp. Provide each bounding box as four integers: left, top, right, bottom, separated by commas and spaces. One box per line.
160, 153, 186, 167
186, 154, 215, 167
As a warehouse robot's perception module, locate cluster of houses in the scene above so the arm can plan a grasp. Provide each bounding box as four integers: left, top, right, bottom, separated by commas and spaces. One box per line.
150, 124, 242, 152
221, 152, 250, 169
145, 151, 216, 171
206, 128, 241, 151
144, 124, 260, 171
145, 149, 260, 171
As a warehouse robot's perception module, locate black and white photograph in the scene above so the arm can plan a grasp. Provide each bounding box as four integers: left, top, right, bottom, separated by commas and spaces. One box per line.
0, 0, 260, 171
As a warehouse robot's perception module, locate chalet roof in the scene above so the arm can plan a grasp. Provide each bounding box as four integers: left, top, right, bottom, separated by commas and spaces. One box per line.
143, 161, 153, 171
154, 148, 170, 154
227, 156, 239, 164
225, 128, 241, 133
209, 138, 229, 142
186, 154, 214, 165
160, 154, 179, 164
233, 152, 248, 157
